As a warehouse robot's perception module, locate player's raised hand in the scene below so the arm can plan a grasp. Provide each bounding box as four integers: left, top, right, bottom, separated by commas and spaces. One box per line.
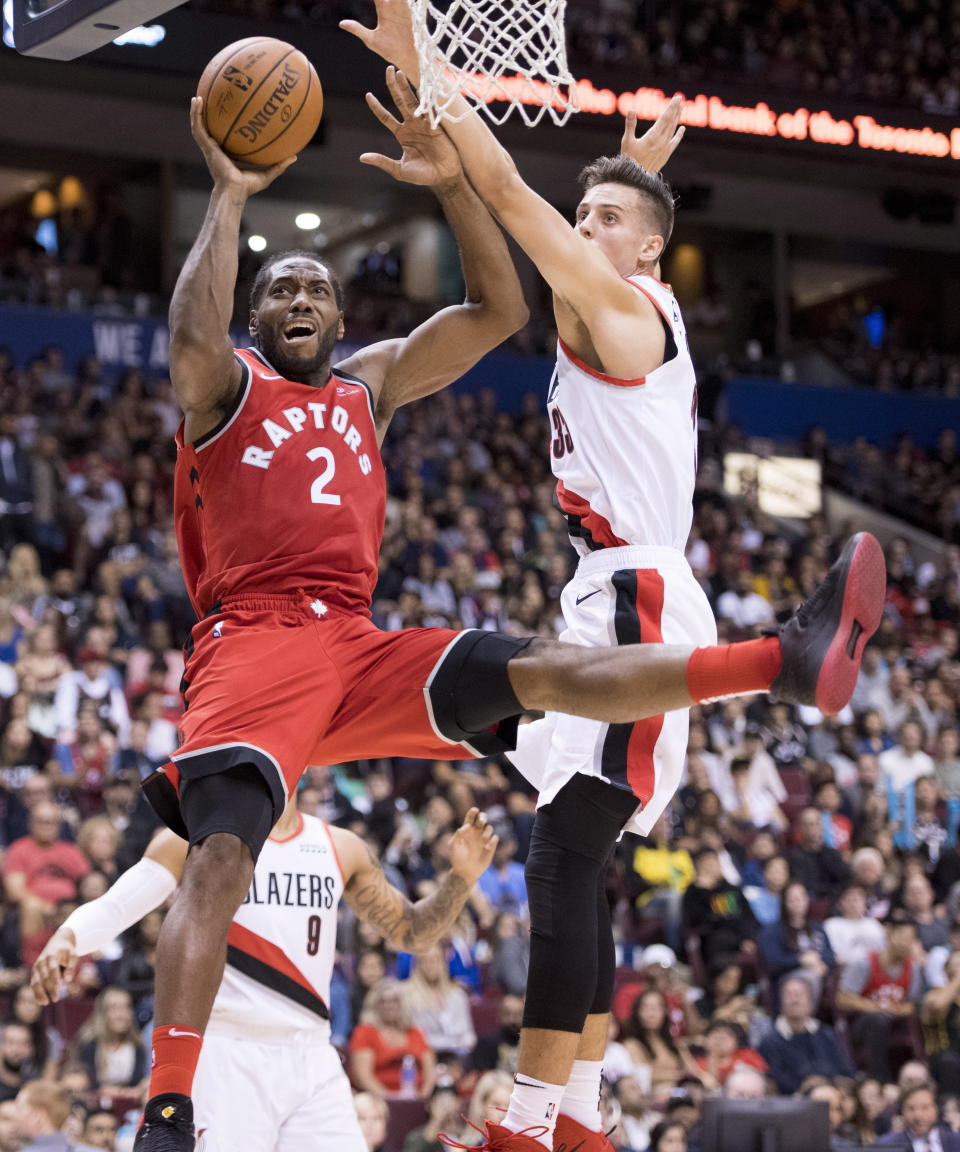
339, 0, 421, 80
30, 927, 79, 1005
190, 97, 297, 197
621, 93, 685, 173
448, 807, 498, 884
360, 68, 462, 189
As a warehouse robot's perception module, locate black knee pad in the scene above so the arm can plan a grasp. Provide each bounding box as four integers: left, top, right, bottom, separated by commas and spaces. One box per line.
427, 630, 533, 755
523, 829, 604, 1032
180, 763, 279, 863
522, 777, 635, 1032
590, 855, 617, 1017
534, 774, 641, 862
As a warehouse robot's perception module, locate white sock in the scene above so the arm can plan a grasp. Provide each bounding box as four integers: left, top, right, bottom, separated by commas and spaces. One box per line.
503, 1074, 565, 1149
560, 1059, 604, 1131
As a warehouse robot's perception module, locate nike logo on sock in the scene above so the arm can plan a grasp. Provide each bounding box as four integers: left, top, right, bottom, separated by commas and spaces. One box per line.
167, 1029, 201, 1039
513, 1077, 548, 1090
575, 590, 601, 605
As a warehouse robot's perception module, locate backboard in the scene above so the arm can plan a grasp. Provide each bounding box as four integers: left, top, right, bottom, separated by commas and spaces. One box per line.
12, 0, 187, 59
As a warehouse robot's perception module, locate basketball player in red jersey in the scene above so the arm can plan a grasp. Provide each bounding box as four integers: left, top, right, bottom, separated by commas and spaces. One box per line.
132, 57, 883, 1152
343, 11, 888, 1152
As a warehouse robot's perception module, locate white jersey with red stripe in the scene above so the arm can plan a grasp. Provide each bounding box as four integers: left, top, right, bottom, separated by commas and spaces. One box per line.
208, 812, 344, 1038
549, 275, 697, 555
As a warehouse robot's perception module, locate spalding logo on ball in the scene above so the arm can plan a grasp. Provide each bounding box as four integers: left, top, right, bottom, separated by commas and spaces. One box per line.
199, 37, 324, 167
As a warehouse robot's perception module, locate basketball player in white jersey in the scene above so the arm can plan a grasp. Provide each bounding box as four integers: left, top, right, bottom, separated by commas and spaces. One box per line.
30, 796, 497, 1152
343, 9, 883, 1151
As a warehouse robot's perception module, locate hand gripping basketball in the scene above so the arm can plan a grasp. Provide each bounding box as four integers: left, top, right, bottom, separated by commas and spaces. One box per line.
190, 96, 297, 197
360, 67, 462, 189
448, 808, 499, 885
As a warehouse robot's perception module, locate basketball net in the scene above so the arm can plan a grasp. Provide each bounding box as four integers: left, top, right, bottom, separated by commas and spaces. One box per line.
406, 0, 578, 127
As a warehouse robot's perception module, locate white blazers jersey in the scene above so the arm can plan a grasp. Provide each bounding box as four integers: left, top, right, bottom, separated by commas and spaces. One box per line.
210, 813, 344, 1037
549, 275, 697, 555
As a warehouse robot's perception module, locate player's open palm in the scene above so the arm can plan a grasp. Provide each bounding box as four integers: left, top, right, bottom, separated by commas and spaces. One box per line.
339, 0, 420, 78
190, 96, 296, 196
621, 93, 685, 173
361, 68, 461, 188
30, 927, 78, 1006
448, 807, 498, 884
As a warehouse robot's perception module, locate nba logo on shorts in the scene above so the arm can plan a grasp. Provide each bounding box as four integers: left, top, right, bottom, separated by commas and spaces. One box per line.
212, 622, 223, 639
545, 1103, 556, 1121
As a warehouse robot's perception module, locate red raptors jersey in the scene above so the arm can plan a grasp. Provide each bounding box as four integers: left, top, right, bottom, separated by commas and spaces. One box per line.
862, 950, 912, 1006
174, 347, 385, 617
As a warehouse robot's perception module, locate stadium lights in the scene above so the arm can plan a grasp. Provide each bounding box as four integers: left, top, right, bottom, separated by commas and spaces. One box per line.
248, 235, 267, 252
295, 212, 321, 230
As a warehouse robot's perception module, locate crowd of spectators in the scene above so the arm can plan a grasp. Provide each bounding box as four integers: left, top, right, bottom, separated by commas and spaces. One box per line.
0, 330, 957, 1152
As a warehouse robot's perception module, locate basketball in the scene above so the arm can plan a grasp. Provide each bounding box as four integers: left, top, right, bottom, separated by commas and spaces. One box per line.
198, 37, 323, 167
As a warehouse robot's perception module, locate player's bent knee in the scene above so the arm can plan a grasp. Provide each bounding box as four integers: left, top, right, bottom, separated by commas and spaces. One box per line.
429, 629, 534, 753
181, 833, 254, 905
180, 762, 279, 864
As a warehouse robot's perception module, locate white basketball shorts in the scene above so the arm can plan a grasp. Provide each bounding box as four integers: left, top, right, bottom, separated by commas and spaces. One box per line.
194, 1025, 365, 1152
507, 544, 717, 837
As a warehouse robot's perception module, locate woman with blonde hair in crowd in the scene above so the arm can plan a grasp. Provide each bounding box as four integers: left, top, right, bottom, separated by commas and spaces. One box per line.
452, 1071, 514, 1148
15, 623, 69, 740
354, 1092, 392, 1152
72, 985, 148, 1094
76, 815, 121, 882
6, 543, 47, 608
403, 945, 476, 1059
350, 978, 436, 1098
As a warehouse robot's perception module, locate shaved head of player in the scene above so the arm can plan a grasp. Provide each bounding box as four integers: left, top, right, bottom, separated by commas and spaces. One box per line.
574, 155, 674, 280
248, 252, 345, 386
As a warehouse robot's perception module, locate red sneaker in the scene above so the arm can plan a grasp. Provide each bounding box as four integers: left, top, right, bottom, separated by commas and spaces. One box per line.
440, 1121, 550, 1150
553, 1115, 615, 1151
770, 531, 886, 715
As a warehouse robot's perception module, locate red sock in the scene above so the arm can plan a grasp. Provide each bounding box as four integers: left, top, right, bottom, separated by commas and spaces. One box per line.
686, 637, 782, 703
149, 1025, 204, 1099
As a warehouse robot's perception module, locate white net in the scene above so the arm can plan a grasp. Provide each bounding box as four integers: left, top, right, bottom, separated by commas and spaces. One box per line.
407, 0, 578, 127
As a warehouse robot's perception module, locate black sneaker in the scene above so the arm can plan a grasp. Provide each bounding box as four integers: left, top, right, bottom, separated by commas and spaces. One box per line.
771, 531, 885, 715
133, 1093, 195, 1152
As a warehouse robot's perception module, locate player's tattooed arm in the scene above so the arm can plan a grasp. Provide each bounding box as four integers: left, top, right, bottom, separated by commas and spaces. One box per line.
341, 808, 498, 951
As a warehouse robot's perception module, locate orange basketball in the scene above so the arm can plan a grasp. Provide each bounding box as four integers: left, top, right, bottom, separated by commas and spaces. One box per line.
198, 37, 323, 167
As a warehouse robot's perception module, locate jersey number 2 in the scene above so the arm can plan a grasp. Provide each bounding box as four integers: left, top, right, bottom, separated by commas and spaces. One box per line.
306, 447, 341, 505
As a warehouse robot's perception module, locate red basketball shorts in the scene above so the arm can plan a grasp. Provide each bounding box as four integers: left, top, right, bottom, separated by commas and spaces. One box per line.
145, 592, 528, 837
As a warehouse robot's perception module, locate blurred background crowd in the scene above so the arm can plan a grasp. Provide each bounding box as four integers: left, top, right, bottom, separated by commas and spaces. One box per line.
0, 322, 956, 1151
0, 0, 958, 1146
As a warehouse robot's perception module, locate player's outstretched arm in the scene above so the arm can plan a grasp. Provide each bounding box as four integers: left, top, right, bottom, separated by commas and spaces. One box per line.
341, 68, 527, 427
341, 0, 650, 349
339, 808, 497, 952
30, 829, 186, 1005
169, 97, 296, 443
620, 95, 685, 173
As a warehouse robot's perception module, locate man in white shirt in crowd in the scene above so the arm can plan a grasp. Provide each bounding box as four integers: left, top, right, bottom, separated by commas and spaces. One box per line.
881, 720, 936, 794
824, 883, 886, 967
717, 571, 776, 632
